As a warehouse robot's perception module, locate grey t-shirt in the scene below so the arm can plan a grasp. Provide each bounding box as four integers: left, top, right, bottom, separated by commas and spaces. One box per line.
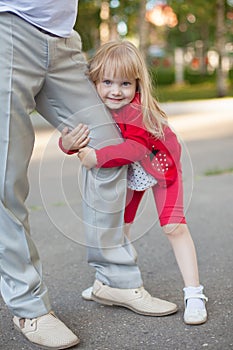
0, 0, 78, 37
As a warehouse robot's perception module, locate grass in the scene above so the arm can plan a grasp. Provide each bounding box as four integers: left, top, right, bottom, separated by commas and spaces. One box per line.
154, 82, 233, 103
204, 167, 233, 176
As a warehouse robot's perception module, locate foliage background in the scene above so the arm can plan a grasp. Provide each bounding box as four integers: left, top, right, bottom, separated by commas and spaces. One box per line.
75, 0, 233, 101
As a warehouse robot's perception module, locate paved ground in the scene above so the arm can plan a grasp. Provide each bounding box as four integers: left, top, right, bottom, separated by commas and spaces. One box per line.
0, 99, 233, 350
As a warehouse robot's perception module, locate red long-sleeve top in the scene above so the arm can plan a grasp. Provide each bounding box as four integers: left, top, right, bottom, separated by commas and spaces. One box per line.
59, 93, 181, 188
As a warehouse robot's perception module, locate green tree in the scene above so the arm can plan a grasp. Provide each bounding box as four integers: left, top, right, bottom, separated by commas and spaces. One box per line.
167, 0, 216, 76
167, 0, 216, 49
76, 0, 143, 54
75, 0, 100, 53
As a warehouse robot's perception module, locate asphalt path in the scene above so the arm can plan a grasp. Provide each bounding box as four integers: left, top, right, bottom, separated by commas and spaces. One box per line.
0, 99, 233, 350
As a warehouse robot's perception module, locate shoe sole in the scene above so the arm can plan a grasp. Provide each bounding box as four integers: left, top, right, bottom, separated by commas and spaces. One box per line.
91, 293, 178, 316
82, 295, 94, 301
14, 323, 80, 350
184, 315, 208, 325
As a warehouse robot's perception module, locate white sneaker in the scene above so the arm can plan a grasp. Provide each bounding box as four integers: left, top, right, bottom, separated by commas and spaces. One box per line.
81, 286, 93, 301
91, 279, 178, 316
184, 307, 207, 325
183, 286, 208, 325
13, 311, 80, 349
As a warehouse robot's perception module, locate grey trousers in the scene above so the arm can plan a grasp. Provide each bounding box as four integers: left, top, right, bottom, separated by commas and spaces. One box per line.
0, 12, 142, 318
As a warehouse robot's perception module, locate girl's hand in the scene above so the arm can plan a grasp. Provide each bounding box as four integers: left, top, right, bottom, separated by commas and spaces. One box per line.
61, 124, 90, 151
78, 147, 97, 170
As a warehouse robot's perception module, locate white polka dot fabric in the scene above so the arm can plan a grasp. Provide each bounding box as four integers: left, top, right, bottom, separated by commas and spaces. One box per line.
127, 161, 157, 191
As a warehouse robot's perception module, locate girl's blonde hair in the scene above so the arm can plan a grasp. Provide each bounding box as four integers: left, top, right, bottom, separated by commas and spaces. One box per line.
88, 40, 167, 138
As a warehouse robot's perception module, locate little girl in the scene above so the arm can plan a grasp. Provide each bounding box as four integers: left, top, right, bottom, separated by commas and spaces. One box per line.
60, 40, 208, 325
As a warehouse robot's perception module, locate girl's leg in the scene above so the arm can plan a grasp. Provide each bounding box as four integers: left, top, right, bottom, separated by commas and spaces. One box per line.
124, 189, 145, 239
152, 169, 207, 324
163, 223, 208, 325
152, 168, 199, 287
123, 223, 131, 239
162, 223, 199, 287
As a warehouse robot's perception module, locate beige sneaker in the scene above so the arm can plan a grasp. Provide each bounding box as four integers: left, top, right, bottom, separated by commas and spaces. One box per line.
92, 280, 178, 316
13, 311, 80, 349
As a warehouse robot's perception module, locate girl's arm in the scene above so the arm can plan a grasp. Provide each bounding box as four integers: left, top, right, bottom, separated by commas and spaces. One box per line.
79, 106, 150, 169
78, 124, 150, 169
94, 110, 150, 167
95, 131, 149, 168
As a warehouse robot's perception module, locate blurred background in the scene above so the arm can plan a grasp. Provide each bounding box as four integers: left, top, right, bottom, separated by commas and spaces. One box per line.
75, 0, 233, 102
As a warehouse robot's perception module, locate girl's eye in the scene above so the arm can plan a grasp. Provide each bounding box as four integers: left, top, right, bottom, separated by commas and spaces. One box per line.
103, 80, 111, 85
122, 81, 131, 86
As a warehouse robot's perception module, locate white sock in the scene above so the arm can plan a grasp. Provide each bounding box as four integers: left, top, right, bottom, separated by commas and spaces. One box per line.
183, 285, 206, 311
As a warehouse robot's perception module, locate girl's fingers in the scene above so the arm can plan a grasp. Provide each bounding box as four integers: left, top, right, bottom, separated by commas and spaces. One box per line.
61, 126, 69, 136
73, 126, 90, 144
77, 127, 89, 140
71, 124, 88, 136
80, 130, 90, 141
62, 124, 89, 149
79, 137, 90, 148
62, 124, 88, 136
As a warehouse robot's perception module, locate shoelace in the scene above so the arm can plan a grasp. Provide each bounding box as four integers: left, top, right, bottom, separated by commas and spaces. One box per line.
134, 287, 150, 299
30, 318, 38, 327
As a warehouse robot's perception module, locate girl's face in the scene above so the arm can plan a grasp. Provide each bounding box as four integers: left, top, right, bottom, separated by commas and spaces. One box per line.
96, 75, 137, 110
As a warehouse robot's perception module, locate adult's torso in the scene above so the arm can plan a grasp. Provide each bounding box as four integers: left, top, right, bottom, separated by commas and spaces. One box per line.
0, 0, 79, 37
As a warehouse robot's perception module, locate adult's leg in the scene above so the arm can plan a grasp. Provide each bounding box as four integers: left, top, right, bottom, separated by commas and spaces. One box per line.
0, 13, 51, 318
35, 30, 143, 288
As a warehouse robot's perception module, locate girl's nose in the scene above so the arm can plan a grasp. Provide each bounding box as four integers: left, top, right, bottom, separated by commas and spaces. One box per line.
112, 85, 122, 95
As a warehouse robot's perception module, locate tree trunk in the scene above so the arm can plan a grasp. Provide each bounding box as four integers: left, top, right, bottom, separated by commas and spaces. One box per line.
174, 47, 184, 84
99, 1, 110, 44
216, 0, 228, 97
138, 0, 149, 59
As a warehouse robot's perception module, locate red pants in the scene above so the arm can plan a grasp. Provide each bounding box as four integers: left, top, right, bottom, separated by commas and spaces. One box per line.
124, 168, 186, 227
